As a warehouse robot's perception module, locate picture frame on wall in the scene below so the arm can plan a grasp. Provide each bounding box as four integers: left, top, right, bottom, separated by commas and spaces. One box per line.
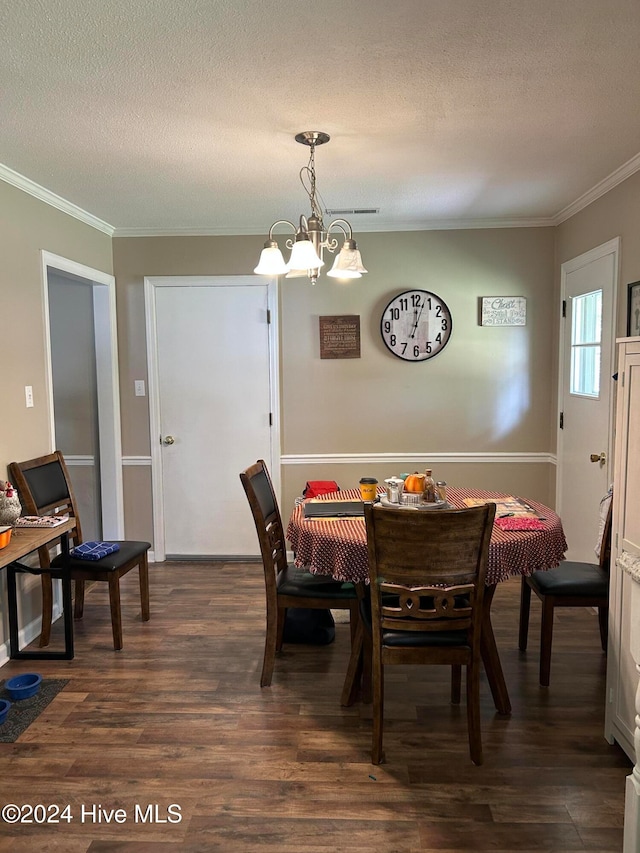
627, 281, 640, 337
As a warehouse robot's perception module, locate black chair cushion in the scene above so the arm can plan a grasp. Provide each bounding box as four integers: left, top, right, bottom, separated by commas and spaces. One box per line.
277, 564, 356, 600
51, 540, 150, 573
528, 561, 608, 597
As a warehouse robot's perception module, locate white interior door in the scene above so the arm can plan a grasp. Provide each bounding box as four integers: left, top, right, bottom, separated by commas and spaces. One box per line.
557, 239, 618, 562
147, 276, 278, 558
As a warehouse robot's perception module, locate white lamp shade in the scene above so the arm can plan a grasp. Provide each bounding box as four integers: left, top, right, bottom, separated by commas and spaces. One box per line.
254, 245, 288, 275
287, 239, 324, 271
326, 246, 368, 279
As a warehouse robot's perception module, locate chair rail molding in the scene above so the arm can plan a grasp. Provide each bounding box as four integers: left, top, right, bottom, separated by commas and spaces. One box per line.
281, 452, 556, 466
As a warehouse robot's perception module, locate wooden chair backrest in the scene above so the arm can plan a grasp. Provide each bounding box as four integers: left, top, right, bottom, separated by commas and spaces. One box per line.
240, 460, 288, 596
364, 502, 495, 641
9, 451, 83, 562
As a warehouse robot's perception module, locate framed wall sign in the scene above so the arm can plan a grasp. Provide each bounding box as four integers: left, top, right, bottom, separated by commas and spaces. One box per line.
627, 281, 640, 337
480, 296, 526, 326
319, 315, 361, 359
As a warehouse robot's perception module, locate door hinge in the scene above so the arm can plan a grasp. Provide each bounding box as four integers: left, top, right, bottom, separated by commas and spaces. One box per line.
562, 300, 566, 318
559, 411, 564, 429
266, 308, 271, 324
269, 412, 273, 426
621, 371, 625, 387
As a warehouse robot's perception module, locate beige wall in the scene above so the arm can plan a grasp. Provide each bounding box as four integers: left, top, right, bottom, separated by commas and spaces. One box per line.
0, 182, 113, 471
114, 226, 557, 531
556, 169, 640, 338
0, 182, 112, 649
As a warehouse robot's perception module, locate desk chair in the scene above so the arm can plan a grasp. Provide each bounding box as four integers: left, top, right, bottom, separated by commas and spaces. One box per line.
9, 451, 151, 650
518, 494, 612, 686
240, 460, 358, 687
364, 501, 495, 766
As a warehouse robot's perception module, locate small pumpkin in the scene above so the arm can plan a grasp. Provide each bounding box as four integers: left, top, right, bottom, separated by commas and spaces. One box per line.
404, 472, 425, 494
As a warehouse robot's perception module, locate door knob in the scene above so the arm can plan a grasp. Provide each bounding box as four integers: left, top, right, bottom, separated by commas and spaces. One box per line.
590, 452, 606, 464
162, 435, 175, 445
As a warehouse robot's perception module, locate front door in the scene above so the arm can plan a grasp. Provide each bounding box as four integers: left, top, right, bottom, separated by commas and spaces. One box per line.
557, 239, 618, 562
146, 276, 278, 559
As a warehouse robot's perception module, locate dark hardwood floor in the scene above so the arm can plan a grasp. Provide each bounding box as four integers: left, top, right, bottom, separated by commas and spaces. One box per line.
0, 561, 631, 852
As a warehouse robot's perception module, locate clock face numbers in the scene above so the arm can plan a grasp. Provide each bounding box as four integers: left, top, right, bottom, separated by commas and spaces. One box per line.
380, 290, 452, 361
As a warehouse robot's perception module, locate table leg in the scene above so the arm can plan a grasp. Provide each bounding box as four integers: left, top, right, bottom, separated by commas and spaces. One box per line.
7, 532, 74, 661
340, 583, 370, 706
481, 583, 511, 714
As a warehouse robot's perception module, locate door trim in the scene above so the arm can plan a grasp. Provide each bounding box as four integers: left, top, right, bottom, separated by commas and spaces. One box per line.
40, 251, 125, 538
144, 275, 281, 561
556, 237, 619, 512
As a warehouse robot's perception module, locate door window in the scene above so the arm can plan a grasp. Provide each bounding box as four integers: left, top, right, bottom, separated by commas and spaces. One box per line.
570, 289, 602, 398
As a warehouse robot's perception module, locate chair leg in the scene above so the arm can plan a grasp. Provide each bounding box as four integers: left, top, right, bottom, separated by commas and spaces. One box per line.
260, 607, 279, 687
139, 554, 150, 621
466, 660, 483, 766
598, 605, 608, 652
349, 600, 359, 646
275, 607, 286, 651
539, 597, 555, 687
371, 656, 385, 765
341, 618, 364, 707
361, 624, 373, 704
519, 576, 532, 651
451, 665, 462, 704
39, 574, 53, 647
74, 579, 85, 619
108, 577, 123, 651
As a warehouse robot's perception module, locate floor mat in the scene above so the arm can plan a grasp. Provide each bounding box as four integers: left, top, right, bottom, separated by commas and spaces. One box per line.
0, 678, 69, 742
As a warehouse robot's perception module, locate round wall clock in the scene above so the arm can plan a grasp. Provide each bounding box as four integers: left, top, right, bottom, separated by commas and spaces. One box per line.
380, 289, 452, 361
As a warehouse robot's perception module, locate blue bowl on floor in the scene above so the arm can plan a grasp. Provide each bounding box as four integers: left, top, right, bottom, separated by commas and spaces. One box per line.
0, 699, 10, 723
5, 673, 42, 701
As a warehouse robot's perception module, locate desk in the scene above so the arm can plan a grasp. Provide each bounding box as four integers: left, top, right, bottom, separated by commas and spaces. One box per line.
287, 487, 567, 713
0, 519, 75, 660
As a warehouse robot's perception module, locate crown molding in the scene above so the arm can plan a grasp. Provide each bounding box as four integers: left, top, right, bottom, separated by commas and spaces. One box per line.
4, 147, 640, 237
554, 150, 640, 224
0, 163, 115, 236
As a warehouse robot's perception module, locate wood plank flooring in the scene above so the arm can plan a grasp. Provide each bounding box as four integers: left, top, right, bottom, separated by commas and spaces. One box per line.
0, 562, 631, 852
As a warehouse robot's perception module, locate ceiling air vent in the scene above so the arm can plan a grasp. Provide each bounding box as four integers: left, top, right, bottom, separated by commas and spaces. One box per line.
324, 208, 379, 216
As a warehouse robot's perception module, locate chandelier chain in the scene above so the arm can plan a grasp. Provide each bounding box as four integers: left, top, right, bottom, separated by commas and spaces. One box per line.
299, 143, 324, 225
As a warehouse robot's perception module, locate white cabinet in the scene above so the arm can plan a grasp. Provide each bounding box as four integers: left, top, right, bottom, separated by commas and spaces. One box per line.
604, 337, 640, 852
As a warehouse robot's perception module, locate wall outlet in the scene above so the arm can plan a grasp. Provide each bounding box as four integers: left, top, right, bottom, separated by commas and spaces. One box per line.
134, 380, 146, 397
25, 385, 34, 408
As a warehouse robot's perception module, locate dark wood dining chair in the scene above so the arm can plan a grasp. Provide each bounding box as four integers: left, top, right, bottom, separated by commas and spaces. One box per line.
240, 459, 358, 687
9, 450, 151, 650
518, 494, 612, 686
363, 501, 495, 766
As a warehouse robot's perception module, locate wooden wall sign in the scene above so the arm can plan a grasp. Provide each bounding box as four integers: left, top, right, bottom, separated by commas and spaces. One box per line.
319, 315, 361, 359
480, 296, 527, 326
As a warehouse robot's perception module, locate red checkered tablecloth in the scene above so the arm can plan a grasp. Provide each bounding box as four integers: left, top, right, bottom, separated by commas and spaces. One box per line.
286, 487, 567, 586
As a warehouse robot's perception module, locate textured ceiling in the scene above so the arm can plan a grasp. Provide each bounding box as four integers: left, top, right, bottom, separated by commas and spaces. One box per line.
2, 0, 640, 235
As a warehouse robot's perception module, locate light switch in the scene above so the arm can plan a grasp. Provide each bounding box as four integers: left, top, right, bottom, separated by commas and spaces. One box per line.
25, 385, 34, 408
134, 380, 146, 397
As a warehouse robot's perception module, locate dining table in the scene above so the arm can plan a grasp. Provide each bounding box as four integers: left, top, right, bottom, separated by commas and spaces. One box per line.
286, 486, 568, 714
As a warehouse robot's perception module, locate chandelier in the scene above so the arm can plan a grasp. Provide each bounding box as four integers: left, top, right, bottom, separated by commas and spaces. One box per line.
253, 131, 368, 285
